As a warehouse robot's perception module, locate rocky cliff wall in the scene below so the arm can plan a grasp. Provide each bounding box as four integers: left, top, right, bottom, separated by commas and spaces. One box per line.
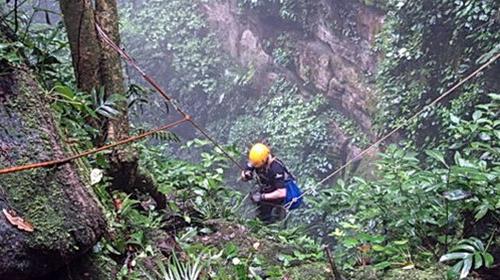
202, 0, 384, 166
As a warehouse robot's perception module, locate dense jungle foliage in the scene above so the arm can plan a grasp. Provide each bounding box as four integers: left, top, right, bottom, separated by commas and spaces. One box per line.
0, 0, 499, 279
118, 0, 351, 180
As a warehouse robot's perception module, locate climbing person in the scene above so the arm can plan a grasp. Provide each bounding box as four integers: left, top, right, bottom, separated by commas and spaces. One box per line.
241, 143, 302, 223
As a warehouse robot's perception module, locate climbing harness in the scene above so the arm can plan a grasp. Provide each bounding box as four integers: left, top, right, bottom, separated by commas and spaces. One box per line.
0, 22, 498, 218
267, 156, 302, 209
248, 156, 302, 213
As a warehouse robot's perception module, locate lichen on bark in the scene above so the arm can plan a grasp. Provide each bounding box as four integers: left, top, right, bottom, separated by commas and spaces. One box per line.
0, 64, 106, 279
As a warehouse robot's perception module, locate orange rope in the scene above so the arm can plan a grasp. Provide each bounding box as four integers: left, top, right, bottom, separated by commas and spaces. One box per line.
0, 118, 189, 175
95, 24, 245, 171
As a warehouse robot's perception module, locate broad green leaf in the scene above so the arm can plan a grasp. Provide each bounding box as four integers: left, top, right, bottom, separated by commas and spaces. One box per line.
342, 237, 358, 248
460, 256, 473, 279
105, 244, 121, 255
450, 114, 461, 124
372, 245, 385, 252
443, 189, 471, 201
54, 85, 76, 100
494, 130, 500, 140
393, 239, 409, 246
451, 260, 463, 275
371, 235, 385, 244
374, 261, 391, 270
472, 111, 482, 121
451, 244, 476, 253
488, 93, 500, 100
473, 253, 483, 269
440, 252, 470, 262
479, 133, 491, 141
401, 263, 415, 270
483, 252, 494, 268
425, 150, 448, 167
467, 237, 485, 251
474, 204, 489, 221
454, 152, 462, 165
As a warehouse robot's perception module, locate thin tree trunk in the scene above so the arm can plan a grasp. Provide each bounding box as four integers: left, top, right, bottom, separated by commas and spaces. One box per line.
59, 0, 101, 94
59, 0, 107, 145
95, 0, 129, 141
59, 0, 166, 209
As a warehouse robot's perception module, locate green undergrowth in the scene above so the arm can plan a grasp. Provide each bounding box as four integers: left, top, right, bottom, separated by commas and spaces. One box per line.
349, 265, 478, 280
84, 140, 334, 279
178, 220, 329, 280
2, 1, 499, 279
83, 135, 491, 279
374, 0, 500, 150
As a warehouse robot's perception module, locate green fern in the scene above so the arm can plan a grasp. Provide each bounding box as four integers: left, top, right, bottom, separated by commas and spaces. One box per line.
156, 254, 202, 280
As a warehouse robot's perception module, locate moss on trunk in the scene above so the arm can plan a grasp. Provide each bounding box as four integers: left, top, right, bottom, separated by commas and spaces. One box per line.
0, 64, 106, 279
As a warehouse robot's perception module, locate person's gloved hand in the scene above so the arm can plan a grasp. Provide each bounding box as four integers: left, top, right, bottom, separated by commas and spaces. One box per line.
251, 192, 263, 203
241, 170, 253, 181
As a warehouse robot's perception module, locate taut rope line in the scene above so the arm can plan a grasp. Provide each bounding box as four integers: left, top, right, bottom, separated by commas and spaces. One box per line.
95, 24, 245, 171
0, 118, 189, 175
284, 52, 500, 210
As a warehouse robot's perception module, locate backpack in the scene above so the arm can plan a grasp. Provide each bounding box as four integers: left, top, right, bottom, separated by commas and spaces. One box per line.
269, 157, 303, 209
284, 180, 303, 209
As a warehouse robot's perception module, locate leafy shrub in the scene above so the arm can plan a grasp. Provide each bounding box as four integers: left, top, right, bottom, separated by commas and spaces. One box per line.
154, 254, 202, 280
319, 95, 499, 272
138, 139, 243, 221
228, 77, 335, 179
271, 33, 296, 68
374, 0, 500, 149
440, 237, 494, 279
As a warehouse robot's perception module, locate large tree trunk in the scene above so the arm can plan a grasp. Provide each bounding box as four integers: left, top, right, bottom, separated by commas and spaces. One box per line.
0, 61, 106, 279
59, 0, 166, 209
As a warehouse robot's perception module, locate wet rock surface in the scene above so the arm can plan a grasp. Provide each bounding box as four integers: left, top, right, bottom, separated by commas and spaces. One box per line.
203, 0, 384, 161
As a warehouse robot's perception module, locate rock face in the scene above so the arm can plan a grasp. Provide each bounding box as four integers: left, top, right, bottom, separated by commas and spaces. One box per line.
0, 64, 106, 279
202, 0, 384, 134
202, 0, 384, 170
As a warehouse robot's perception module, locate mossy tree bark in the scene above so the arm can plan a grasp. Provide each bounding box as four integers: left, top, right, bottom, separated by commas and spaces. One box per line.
60, 0, 129, 141
95, 0, 130, 142
59, 0, 166, 209
0, 62, 106, 279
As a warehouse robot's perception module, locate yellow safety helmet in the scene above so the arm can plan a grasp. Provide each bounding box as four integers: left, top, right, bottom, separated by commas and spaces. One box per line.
248, 143, 270, 168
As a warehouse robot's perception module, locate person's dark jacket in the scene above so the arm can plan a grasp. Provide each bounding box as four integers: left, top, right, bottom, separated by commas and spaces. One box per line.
245, 157, 294, 193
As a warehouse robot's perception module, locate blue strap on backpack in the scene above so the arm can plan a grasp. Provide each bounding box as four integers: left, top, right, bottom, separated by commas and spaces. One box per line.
284, 180, 303, 209
269, 157, 303, 209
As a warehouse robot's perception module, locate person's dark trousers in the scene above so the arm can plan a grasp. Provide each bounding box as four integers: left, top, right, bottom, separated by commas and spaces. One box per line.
257, 198, 285, 224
